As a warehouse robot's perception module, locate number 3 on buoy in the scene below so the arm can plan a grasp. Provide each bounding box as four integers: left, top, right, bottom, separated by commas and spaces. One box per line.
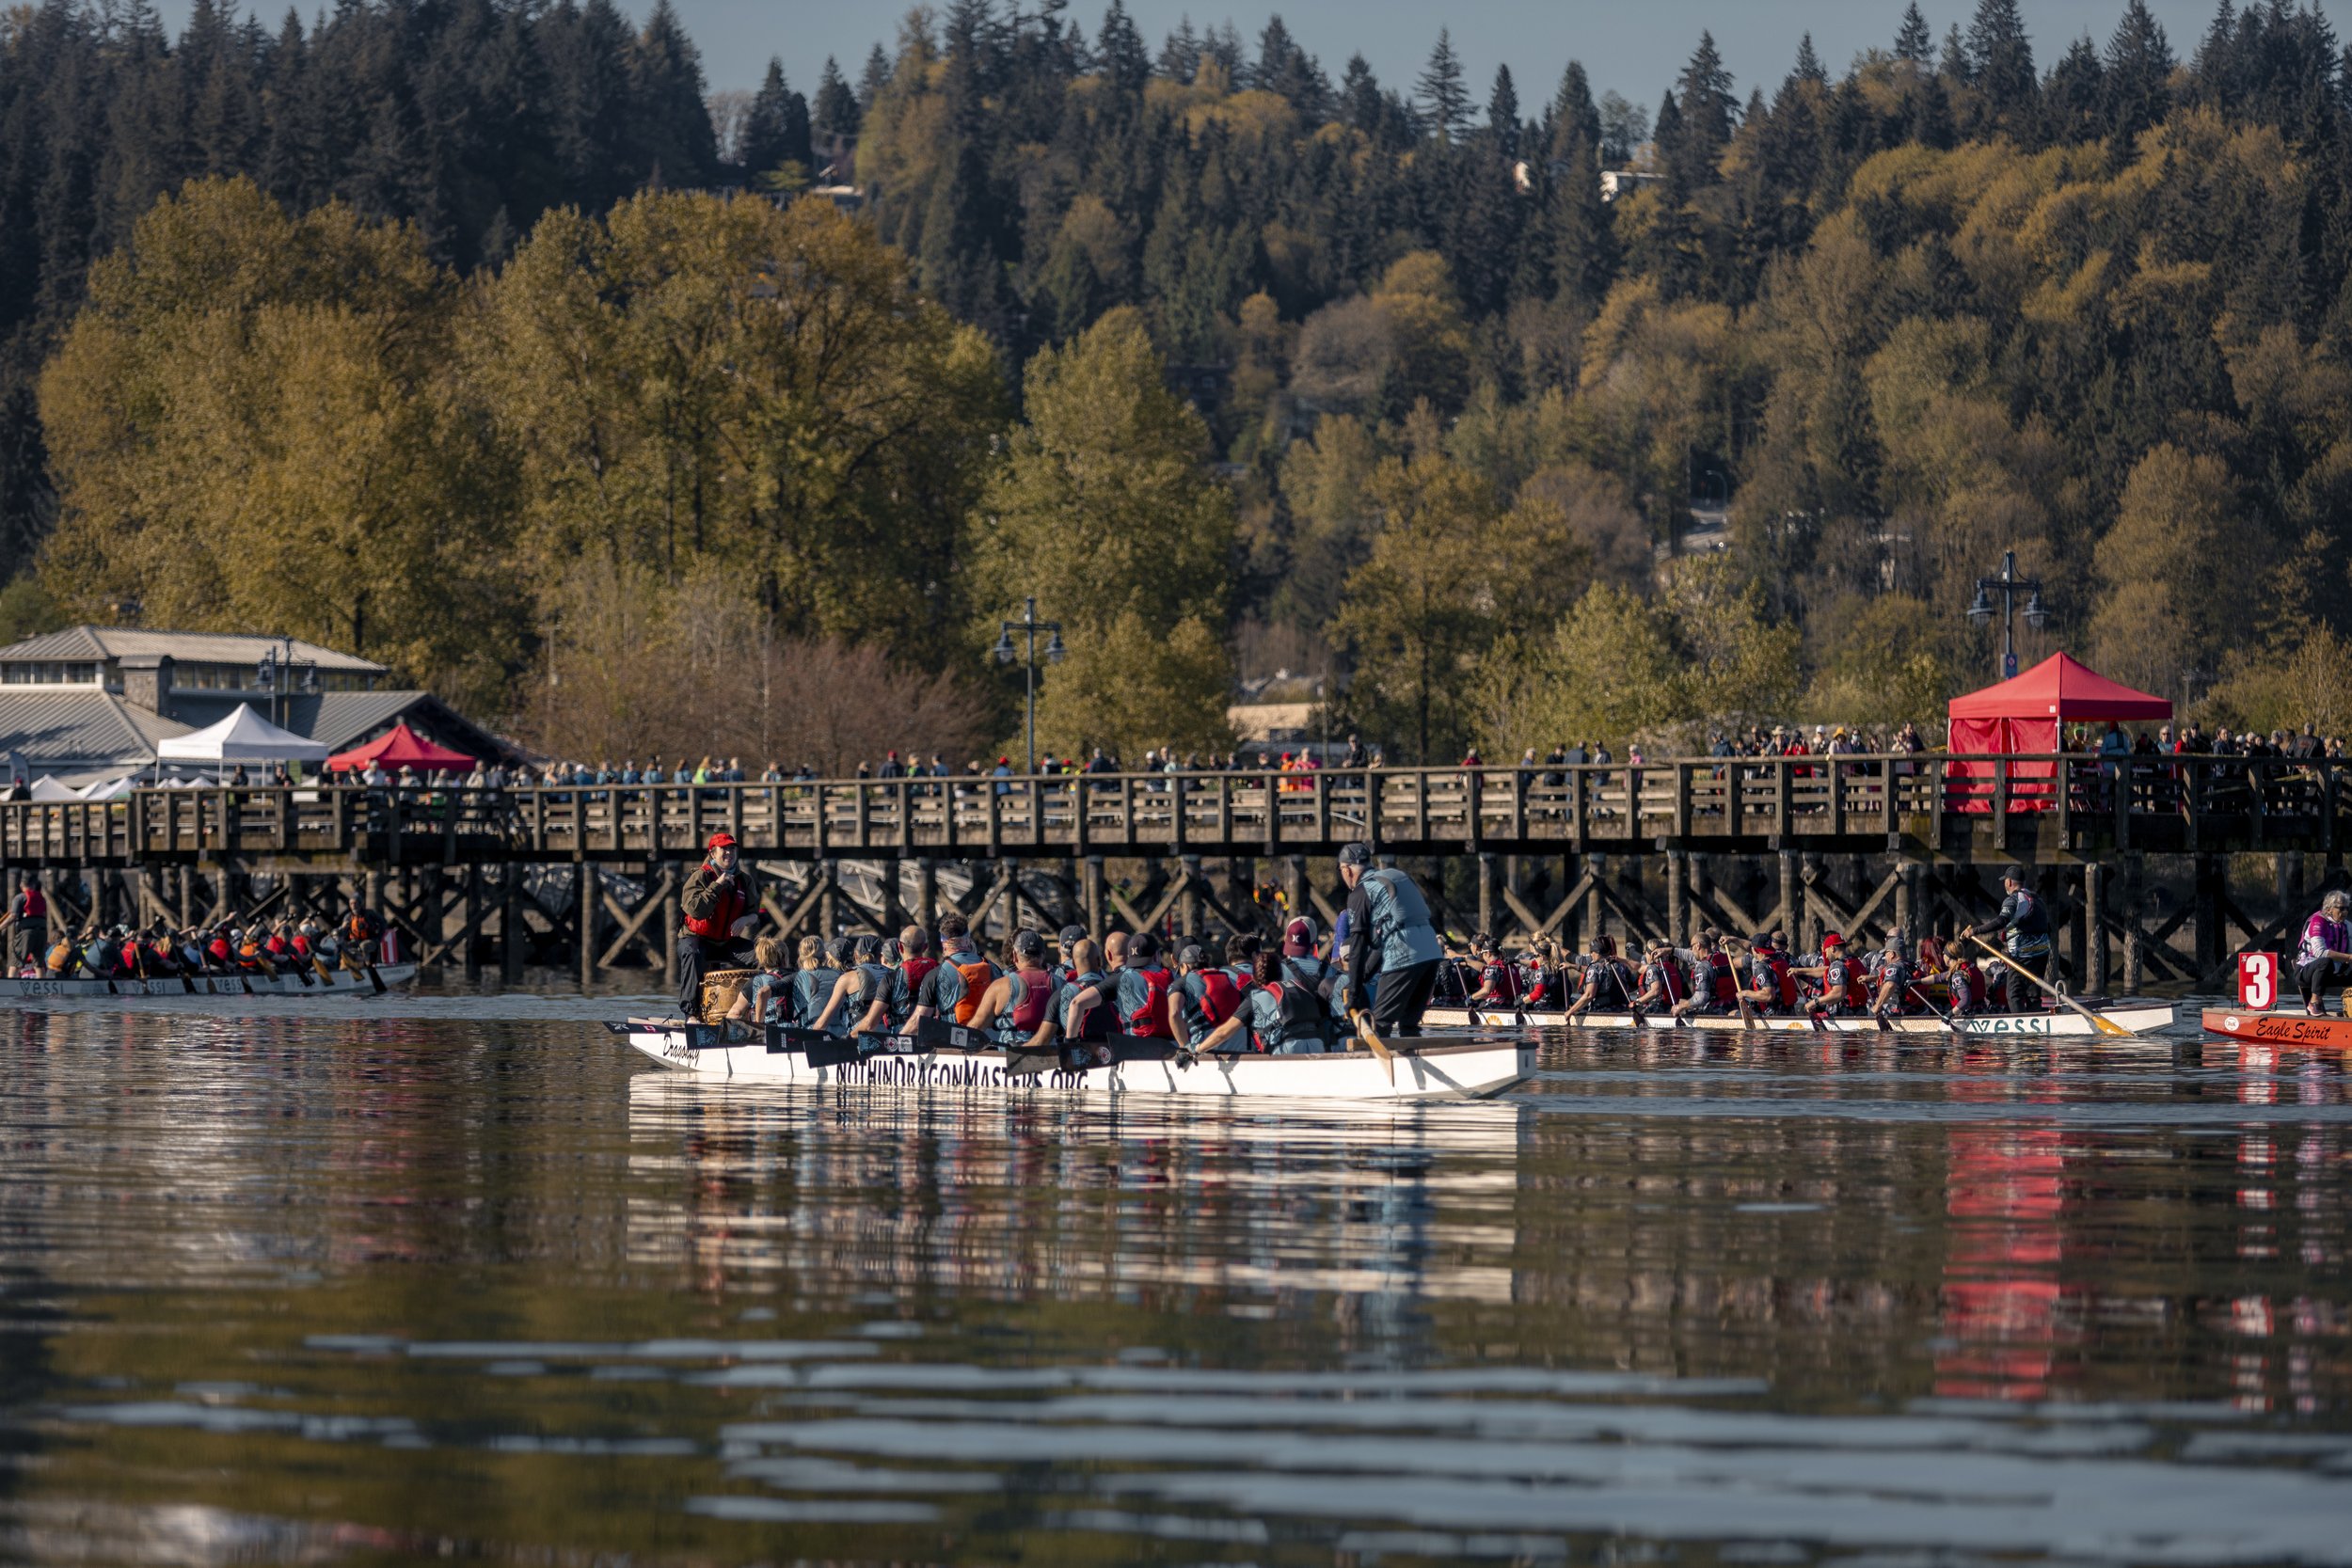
2236, 952, 2280, 1010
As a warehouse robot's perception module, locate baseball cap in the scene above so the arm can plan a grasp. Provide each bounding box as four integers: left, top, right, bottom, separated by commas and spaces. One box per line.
1822, 931, 1843, 948
1129, 931, 1158, 960
1012, 929, 1045, 959
1057, 924, 1086, 948
1338, 842, 1372, 867
706, 831, 737, 850
1282, 916, 1315, 956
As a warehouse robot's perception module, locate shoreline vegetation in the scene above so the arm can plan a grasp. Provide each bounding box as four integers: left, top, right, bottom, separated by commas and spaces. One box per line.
2, 0, 2350, 763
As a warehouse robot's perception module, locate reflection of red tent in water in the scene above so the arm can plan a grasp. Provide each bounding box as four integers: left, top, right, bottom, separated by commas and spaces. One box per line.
1947, 654, 2172, 812
1935, 1069, 2071, 1401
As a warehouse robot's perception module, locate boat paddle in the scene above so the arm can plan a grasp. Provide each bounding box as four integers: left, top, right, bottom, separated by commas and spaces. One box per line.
1348, 1007, 1395, 1085
1969, 933, 2128, 1038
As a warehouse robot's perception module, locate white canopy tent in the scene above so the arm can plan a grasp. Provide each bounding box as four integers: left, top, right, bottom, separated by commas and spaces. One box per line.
155, 705, 330, 766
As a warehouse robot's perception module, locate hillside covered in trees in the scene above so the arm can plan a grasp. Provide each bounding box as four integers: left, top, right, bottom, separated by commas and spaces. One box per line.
8, 0, 2352, 760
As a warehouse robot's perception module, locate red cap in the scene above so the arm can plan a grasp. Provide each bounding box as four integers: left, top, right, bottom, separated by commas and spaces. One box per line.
1282, 916, 1315, 957
706, 832, 738, 850
1821, 931, 1842, 947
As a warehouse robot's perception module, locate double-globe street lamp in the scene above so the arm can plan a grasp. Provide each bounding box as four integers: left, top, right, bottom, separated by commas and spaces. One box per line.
1967, 549, 2049, 681
993, 596, 1066, 775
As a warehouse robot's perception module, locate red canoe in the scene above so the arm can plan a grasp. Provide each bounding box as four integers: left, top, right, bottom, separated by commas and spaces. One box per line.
2201, 1008, 2352, 1048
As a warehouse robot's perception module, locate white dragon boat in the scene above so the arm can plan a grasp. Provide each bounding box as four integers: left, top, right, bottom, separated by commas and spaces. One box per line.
611, 1018, 1534, 1101
0, 963, 418, 1001
1420, 997, 2177, 1037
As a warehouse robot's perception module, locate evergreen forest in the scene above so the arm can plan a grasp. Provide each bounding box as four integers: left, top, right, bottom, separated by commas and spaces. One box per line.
8, 0, 2352, 763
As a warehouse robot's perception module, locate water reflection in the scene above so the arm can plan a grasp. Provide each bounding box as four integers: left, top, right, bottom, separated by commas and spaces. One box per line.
0, 1005, 2346, 1565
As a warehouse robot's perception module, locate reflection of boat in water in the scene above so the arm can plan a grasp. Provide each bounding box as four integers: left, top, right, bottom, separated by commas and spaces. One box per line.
623, 1071, 1527, 1302
612, 1018, 1534, 1101
0, 963, 417, 1002
1423, 1000, 2176, 1037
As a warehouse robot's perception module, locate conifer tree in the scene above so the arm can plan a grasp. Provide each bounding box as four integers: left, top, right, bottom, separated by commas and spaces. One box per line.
1417, 29, 1470, 140
1966, 0, 2039, 136
1895, 4, 1934, 64
1487, 64, 1519, 157
2105, 0, 2174, 140
812, 55, 859, 144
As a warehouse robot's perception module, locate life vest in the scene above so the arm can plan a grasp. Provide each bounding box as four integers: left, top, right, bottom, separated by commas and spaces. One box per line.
1847, 958, 1874, 1008
1195, 969, 1243, 1027
853, 962, 894, 1019
1066, 970, 1114, 1041
900, 956, 939, 998
119, 941, 141, 974
1481, 962, 1520, 1005
1522, 966, 1549, 1006
950, 957, 997, 1025
238, 940, 267, 970
1649, 958, 1689, 1006
681, 868, 748, 941
1124, 964, 1173, 1037
1006, 967, 1057, 1036
45, 939, 75, 974
82, 939, 112, 974
209, 937, 232, 968
1251, 978, 1331, 1053
292, 935, 312, 957
12, 888, 45, 920
1948, 962, 1985, 1013
796, 966, 842, 1026
1708, 951, 1738, 1007
1592, 958, 1636, 1007
1766, 951, 1797, 1009
343, 912, 375, 944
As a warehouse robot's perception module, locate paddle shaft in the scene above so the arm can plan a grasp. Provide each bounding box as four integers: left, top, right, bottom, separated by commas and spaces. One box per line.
1969, 933, 2127, 1037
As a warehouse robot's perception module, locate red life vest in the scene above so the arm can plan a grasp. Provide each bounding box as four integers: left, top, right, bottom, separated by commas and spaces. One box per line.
1196, 970, 1242, 1027
208, 938, 232, 966
681, 867, 748, 941
1006, 967, 1056, 1035
1949, 963, 1985, 1011
1482, 962, 1520, 1005
950, 958, 997, 1025
13, 888, 45, 920
293, 935, 312, 957
900, 956, 939, 998
1125, 965, 1173, 1037
1652, 958, 1689, 1005
1708, 952, 1738, 1007
1846, 958, 1872, 1007
1767, 952, 1797, 1009
119, 941, 140, 972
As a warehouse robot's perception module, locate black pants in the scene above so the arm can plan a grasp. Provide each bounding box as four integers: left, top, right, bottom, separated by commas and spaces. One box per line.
1368, 958, 1442, 1037
2296, 956, 2352, 1004
1993, 946, 2053, 1011
677, 935, 756, 1021
8, 922, 44, 970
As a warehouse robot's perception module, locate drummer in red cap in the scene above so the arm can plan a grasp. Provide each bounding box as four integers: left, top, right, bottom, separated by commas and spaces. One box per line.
678, 831, 760, 1020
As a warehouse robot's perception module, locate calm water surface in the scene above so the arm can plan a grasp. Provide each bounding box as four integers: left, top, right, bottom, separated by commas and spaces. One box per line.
1, 991, 2348, 1565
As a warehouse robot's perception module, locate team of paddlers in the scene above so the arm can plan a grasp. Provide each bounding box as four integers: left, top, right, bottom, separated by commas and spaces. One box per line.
0, 875, 390, 982
683, 834, 1449, 1057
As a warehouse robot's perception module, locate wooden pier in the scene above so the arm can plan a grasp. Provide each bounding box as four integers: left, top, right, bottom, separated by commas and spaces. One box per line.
0, 753, 2339, 991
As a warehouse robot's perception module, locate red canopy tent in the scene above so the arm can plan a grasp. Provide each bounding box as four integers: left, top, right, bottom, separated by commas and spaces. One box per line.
327, 721, 475, 774
1947, 653, 2171, 811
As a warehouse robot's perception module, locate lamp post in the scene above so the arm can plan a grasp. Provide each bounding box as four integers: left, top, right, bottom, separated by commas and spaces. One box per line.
254, 635, 319, 732
993, 596, 1065, 775
1966, 550, 2048, 681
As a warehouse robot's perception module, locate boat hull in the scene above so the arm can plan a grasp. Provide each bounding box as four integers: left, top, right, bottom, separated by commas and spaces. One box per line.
0, 963, 419, 1001
1421, 1000, 2177, 1037
2201, 1007, 2352, 1048
615, 1022, 1534, 1101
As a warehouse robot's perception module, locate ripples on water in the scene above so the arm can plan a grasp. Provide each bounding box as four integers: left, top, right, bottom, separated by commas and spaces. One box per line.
0, 992, 2346, 1565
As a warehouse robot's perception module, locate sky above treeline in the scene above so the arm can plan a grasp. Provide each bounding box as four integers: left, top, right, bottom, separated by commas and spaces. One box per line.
149, 0, 2332, 99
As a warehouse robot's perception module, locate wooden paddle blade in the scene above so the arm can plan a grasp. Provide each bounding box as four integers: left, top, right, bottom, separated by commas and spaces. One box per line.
1351, 1010, 1393, 1084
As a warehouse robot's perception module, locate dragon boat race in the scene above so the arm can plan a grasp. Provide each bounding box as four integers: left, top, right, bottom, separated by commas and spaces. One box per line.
4, 0, 2351, 1561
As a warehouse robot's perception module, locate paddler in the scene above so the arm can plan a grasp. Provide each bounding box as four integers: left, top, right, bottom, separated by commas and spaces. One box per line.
1466, 935, 1521, 1009
792, 936, 848, 1032
676, 831, 759, 1021
723, 935, 795, 1026
1169, 942, 1244, 1050
1055, 937, 1118, 1053
0, 875, 49, 973
810, 934, 898, 1035
341, 898, 383, 967
1790, 931, 1859, 1017
1867, 932, 1914, 1022
1563, 935, 1639, 1021
1969, 867, 2054, 1011
1112, 930, 1175, 1038
965, 928, 1065, 1050
1193, 947, 1338, 1054
908, 914, 995, 1027
1630, 939, 1692, 1015
1278, 917, 1340, 1004
1337, 842, 1444, 1037
2292, 889, 2352, 1016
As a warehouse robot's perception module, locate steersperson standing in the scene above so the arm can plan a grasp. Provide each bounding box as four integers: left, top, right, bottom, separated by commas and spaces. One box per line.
1969, 866, 2054, 1011
2293, 889, 2352, 1016
0, 875, 48, 974
677, 831, 760, 1020
1337, 842, 1444, 1037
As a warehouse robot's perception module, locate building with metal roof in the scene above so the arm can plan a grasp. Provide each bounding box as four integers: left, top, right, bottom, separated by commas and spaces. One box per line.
0, 626, 519, 784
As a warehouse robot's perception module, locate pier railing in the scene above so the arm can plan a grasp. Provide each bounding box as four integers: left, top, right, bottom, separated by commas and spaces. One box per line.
0, 752, 2340, 864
